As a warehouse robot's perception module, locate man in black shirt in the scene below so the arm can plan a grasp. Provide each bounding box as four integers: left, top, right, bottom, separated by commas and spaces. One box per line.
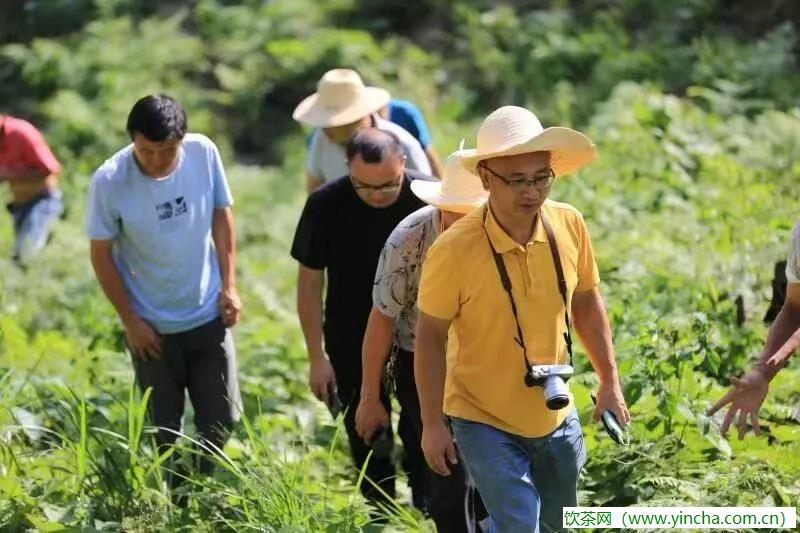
291, 128, 427, 509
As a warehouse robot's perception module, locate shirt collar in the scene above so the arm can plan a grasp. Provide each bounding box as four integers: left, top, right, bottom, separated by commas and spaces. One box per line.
483, 203, 548, 253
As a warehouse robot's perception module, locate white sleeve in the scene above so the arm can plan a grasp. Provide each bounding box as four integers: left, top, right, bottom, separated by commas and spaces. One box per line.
401, 136, 432, 176
785, 221, 800, 284
306, 130, 323, 179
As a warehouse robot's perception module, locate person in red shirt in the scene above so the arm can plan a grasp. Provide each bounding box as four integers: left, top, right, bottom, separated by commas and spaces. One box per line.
0, 114, 63, 263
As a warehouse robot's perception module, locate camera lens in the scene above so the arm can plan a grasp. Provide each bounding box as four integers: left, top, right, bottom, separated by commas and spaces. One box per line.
543, 375, 570, 410
545, 394, 570, 410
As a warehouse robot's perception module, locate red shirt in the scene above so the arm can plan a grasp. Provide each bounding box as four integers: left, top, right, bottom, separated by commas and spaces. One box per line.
0, 115, 61, 176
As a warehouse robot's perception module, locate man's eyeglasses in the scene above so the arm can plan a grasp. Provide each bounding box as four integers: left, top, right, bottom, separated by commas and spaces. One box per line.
349, 174, 403, 193
479, 162, 555, 190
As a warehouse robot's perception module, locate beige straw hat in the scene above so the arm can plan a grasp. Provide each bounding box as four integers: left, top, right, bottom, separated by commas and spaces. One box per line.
461, 106, 597, 177
411, 147, 489, 214
292, 69, 391, 128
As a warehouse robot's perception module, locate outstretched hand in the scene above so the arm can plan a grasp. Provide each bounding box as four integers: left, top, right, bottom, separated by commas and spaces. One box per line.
707, 365, 769, 439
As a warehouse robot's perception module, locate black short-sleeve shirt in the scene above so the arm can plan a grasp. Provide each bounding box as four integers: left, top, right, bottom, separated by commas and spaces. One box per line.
291, 170, 427, 356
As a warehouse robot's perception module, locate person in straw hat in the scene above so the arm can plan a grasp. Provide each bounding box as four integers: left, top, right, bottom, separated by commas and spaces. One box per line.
291, 127, 430, 511
306, 97, 446, 179
294, 68, 432, 192
415, 106, 630, 532
355, 148, 488, 531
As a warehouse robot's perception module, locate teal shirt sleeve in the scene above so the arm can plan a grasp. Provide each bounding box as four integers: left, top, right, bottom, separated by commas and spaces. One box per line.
389, 99, 432, 149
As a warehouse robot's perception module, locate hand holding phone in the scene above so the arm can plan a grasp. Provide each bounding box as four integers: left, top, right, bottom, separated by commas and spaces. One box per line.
591, 391, 629, 445
325, 380, 344, 419
369, 424, 393, 459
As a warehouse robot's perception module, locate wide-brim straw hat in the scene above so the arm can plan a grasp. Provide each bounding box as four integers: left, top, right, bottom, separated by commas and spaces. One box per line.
461, 106, 597, 177
411, 147, 489, 214
293, 69, 391, 128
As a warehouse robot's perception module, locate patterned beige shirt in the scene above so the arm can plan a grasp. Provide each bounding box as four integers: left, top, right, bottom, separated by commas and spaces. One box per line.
372, 206, 440, 351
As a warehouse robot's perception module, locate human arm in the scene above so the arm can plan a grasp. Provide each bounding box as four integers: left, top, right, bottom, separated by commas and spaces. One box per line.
297, 265, 335, 403
355, 306, 393, 441
212, 206, 241, 327
707, 283, 800, 438
572, 287, 630, 425
415, 311, 457, 476
86, 170, 160, 359
569, 213, 628, 424
89, 239, 161, 359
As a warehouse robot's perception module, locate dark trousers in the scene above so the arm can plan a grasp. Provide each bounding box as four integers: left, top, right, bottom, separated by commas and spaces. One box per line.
330, 347, 410, 509
331, 347, 484, 532
131, 317, 241, 472
398, 350, 487, 533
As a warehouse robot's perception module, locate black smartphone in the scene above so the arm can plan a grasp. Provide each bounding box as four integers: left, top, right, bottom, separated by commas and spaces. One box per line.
590, 391, 627, 445
369, 424, 393, 459
326, 380, 344, 419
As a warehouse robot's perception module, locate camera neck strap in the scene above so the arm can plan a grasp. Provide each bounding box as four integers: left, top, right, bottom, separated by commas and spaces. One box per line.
483, 206, 574, 373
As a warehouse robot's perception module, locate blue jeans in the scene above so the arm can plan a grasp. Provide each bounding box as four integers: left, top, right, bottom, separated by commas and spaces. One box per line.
450, 411, 586, 533
7, 188, 63, 262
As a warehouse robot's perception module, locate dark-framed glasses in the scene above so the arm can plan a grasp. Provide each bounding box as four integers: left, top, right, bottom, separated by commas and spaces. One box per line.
349, 174, 403, 193
479, 162, 555, 190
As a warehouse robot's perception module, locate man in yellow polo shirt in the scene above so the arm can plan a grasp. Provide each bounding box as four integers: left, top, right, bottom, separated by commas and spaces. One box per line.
415, 106, 630, 532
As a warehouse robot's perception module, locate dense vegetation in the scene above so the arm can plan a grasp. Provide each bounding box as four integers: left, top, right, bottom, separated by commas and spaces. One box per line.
1, 0, 799, 530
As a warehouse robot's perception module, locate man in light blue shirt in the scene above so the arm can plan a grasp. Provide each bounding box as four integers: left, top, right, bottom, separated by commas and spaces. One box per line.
86, 94, 242, 471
